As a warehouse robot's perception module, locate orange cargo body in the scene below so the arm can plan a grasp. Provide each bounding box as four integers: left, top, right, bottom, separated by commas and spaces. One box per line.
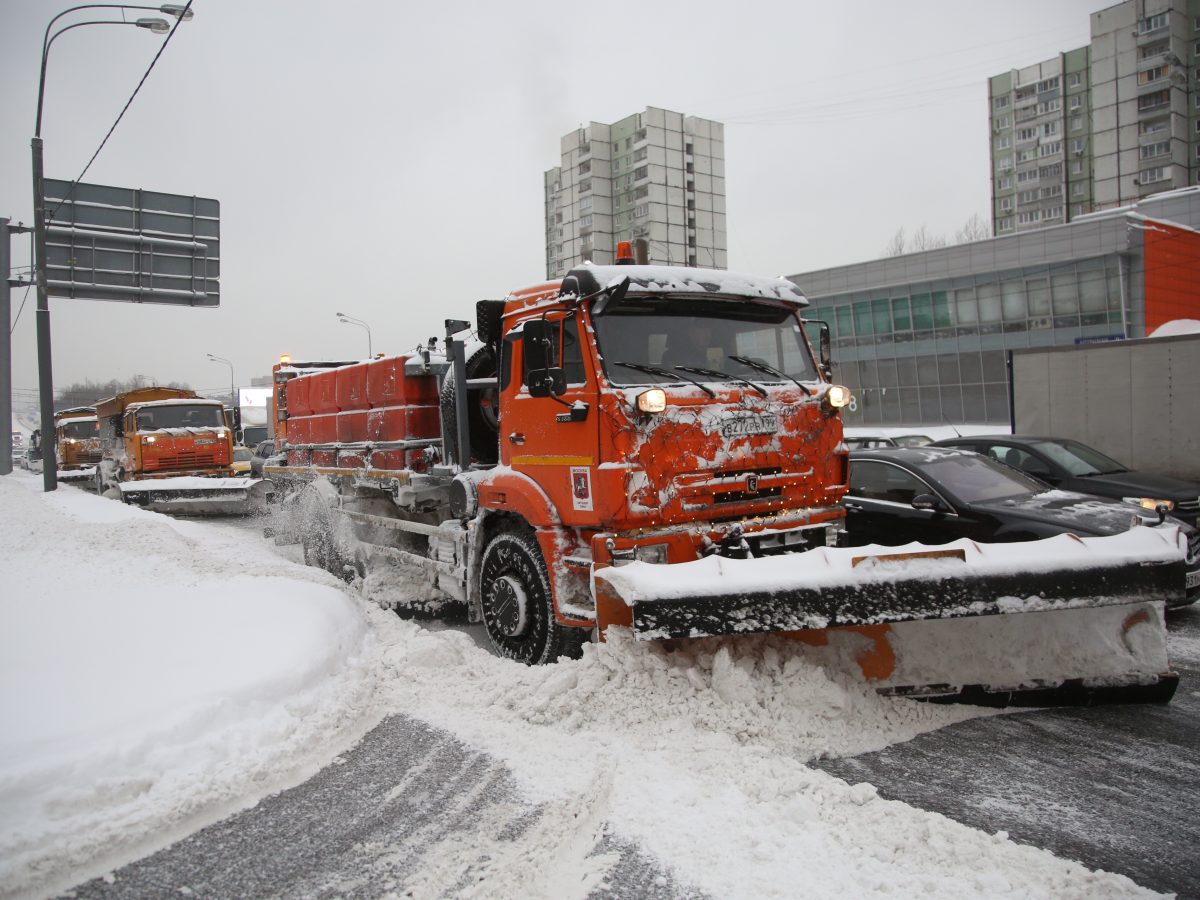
308, 413, 338, 445
367, 355, 439, 408
336, 363, 369, 412
288, 376, 313, 417
287, 416, 313, 445
311, 449, 337, 467
337, 410, 369, 443
338, 448, 368, 468
308, 370, 339, 414
366, 406, 441, 442
371, 448, 429, 472
286, 448, 310, 466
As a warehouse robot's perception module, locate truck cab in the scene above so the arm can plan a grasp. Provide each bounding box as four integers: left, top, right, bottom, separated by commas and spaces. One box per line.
54, 407, 101, 478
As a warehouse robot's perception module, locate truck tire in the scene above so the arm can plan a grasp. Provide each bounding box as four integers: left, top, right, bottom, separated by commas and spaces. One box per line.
480, 528, 580, 665
440, 344, 499, 466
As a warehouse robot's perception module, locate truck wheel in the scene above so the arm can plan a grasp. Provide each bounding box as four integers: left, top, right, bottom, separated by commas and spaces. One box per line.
440, 344, 499, 466
480, 529, 574, 665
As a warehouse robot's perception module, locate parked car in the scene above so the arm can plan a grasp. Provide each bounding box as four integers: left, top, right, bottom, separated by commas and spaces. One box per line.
20, 446, 43, 473
844, 435, 897, 450
930, 435, 1200, 528
844, 447, 1199, 607
250, 440, 278, 478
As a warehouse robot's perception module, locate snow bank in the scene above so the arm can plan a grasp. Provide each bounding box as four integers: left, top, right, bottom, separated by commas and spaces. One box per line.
0, 474, 378, 899
364, 612, 1158, 898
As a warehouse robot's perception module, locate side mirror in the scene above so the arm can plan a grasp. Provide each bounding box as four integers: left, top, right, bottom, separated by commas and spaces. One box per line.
522, 319, 567, 398
591, 277, 631, 317
911, 493, 945, 512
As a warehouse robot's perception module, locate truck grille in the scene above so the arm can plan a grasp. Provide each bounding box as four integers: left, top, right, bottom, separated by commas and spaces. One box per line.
150, 451, 221, 470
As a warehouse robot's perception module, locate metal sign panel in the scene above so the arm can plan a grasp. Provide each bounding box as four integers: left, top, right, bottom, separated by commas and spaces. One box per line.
41, 179, 219, 306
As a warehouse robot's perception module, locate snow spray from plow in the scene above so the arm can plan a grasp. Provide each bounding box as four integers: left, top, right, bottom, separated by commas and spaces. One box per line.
595, 529, 1184, 705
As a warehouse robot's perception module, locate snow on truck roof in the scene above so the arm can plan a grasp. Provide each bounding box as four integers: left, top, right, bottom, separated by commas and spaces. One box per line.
126, 398, 224, 411
560, 265, 810, 306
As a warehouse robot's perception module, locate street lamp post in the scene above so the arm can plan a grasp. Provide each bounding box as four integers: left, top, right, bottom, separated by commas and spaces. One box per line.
336, 312, 373, 358
31, 3, 192, 492
206, 353, 235, 433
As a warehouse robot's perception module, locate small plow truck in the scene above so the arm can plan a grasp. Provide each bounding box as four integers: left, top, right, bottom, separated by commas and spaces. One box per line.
267, 253, 1184, 704
53, 406, 102, 483
95, 387, 272, 515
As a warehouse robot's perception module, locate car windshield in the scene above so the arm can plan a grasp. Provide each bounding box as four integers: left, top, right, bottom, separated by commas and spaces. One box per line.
1032, 439, 1126, 476
59, 420, 97, 439
234, 448, 253, 461
590, 295, 818, 386
135, 404, 224, 430
921, 453, 1048, 503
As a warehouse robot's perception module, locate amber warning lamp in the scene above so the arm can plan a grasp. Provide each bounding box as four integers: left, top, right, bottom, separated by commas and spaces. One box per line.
616, 241, 635, 265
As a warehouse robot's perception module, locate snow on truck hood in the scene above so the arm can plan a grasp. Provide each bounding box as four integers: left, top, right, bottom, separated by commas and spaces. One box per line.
567, 264, 809, 305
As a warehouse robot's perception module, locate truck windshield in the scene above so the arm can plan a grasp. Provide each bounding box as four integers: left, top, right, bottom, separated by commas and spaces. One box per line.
135, 404, 224, 430
590, 296, 818, 386
59, 420, 98, 439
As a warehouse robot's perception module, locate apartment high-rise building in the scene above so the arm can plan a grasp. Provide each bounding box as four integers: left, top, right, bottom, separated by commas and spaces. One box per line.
989, 0, 1199, 235
544, 107, 726, 278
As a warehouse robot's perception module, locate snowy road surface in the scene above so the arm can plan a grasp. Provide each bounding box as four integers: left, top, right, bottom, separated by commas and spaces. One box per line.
0, 471, 1186, 898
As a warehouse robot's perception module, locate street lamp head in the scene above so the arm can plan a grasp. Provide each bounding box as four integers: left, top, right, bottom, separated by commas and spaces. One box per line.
136, 17, 171, 33
159, 4, 195, 21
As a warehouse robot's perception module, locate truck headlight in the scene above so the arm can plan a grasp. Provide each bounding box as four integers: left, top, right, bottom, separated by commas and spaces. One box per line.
636, 389, 667, 414
143, 435, 157, 444
825, 385, 851, 408
634, 543, 669, 564
1125, 497, 1174, 512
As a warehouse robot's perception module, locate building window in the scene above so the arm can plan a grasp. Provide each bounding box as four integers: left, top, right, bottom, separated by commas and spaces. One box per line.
1040, 185, 1062, 199
1139, 118, 1169, 136
1139, 40, 1169, 59
578, 160, 591, 175
1017, 126, 1038, 142
1036, 99, 1061, 115
1139, 166, 1169, 184
1140, 140, 1170, 159
1018, 189, 1038, 203
993, 115, 1010, 130
1070, 116, 1083, 131
998, 218, 1013, 232
1018, 210, 1041, 224
999, 198, 1013, 212
1137, 90, 1169, 111
1067, 72, 1082, 87
1042, 121, 1060, 137
1072, 183, 1084, 197
633, 147, 647, 162
1017, 148, 1037, 162
1044, 207, 1062, 220
633, 165, 648, 181
1071, 138, 1084, 153
1138, 13, 1168, 34
633, 204, 648, 218
579, 178, 591, 193
580, 215, 592, 227
1071, 159, 1084, 174
1070, 95, 1082, 110
993, 96, 1010, 110
634, 128, 647, 143
1038, 141, 1062, 157
634, 185, 648, 199
996, 135, 1011, 150
580, 195, 592, 211
1039, 163, 1061, 178
998, 156, 1013, 171
1138, 65, 1167, 85
1017, 169, 1037, 183
997, 175, 1012, 190
1036, 76, 1059, 93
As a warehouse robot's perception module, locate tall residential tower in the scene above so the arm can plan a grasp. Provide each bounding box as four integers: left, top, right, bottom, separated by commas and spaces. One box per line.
989, 0, 1199, 235
544, 107, 726, 277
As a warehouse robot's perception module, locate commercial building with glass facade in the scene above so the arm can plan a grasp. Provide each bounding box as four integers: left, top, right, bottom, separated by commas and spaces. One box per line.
788, 189, 1200, 427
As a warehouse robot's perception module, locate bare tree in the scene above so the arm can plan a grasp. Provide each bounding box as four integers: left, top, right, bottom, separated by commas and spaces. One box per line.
910, 224, 947, 252
883, 227, 907, 257
56, 375, 190, 411
954, 213, 992, 244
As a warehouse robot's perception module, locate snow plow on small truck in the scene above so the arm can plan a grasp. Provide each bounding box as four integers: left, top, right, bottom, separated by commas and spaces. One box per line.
266, 255, 1186, 705
94, 387, 273, 515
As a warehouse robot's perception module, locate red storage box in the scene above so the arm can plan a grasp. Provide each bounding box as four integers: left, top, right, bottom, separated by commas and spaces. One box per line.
309, 370, 340, 414
308, 413, 338, 445
287, 376, 313, 417
286, 416, 312, 446
367, 355, 439, 408
336, 410, 369, 443
366, 406, 441, 443
336, 363, 369, 412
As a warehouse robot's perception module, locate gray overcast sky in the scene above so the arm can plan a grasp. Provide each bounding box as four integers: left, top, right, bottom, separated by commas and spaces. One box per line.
1, 0, 1101, 401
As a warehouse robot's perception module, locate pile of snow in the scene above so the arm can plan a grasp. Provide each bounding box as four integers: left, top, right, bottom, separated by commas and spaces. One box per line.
843, 423, 1005, 441
0, 474, 377, 898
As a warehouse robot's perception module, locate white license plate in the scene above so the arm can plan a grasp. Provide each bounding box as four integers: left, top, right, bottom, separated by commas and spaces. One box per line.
1187, 570, 1200, 590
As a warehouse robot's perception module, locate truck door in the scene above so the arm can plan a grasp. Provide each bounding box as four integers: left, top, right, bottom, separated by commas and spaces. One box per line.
502, 312, 599, 525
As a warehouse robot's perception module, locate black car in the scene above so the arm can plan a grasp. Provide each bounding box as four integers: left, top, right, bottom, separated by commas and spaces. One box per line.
844, 447, 1199, 606
930, 435, 1200, 528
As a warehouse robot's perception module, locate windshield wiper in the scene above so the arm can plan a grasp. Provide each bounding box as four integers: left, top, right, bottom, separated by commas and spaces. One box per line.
729, 355, 812, 396
673, 365, 768, 398
613, 361, 716, 398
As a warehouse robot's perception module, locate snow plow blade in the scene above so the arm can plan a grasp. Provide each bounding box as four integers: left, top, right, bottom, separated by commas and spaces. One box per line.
57, 466, 96, 483
594, 529, 1185, 706
118, 477, 274, 516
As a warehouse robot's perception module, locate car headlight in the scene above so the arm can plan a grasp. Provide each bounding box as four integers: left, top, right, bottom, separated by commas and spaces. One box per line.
825, 384, 851, 408
1125, 497, 1174, 512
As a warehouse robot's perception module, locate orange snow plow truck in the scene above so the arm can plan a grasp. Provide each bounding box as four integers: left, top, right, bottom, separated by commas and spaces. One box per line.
94, 387, 272, 515
53, 406, 102, 482
266, 258, 1185, 705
